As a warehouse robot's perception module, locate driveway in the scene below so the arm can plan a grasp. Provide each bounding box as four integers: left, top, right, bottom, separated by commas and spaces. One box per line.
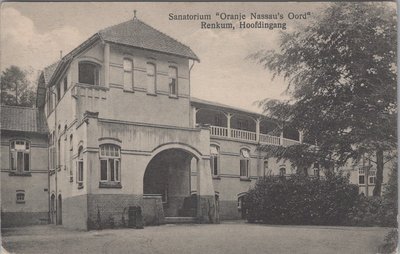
1, 221, 390, 254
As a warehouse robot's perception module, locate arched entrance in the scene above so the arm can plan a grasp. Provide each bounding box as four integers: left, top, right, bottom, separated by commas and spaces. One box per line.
144, 148, 196, 217
57, 194, 62, 225
50, 194, 56, 224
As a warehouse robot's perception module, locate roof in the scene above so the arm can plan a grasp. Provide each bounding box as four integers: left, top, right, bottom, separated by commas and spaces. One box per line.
0, 105, 48, 134
43, 61, 60, 85
99, 18, 199, 61
191, 97, 264, 118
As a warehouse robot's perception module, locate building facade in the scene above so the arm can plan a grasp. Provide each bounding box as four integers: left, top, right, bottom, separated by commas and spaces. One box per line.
1, 16, 392, 229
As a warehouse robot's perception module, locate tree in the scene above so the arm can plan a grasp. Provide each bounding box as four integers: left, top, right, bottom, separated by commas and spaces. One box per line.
251, 3, 396, 196
1, 66, 36, 107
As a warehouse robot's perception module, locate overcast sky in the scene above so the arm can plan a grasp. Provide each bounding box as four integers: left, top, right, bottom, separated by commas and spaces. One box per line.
1, 2, 328, 112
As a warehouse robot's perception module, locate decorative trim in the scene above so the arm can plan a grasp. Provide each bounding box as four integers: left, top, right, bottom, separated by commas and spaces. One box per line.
98, 118, 202, 132
8, 172, 32, 177
99, 182, 122, 189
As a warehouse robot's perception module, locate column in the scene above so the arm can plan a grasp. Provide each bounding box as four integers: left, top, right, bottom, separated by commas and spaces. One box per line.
196, 158, 217, 223
227, 113, 232, 138
280, 131, 284, 146
103, 43, 110, 88
256, 118, 261, 142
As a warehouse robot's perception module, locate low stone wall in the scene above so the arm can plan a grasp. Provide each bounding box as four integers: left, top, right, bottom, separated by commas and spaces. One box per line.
219, 200, 241, 220
143, 196, 164, 225
87, 194, 143, 230
1, 212, 48, 227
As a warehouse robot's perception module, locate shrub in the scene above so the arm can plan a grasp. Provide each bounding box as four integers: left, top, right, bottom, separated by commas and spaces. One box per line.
245, 171, 360, 225
378, 229, 398, 254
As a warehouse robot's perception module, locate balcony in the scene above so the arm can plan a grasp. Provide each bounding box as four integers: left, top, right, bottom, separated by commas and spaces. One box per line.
210, 125, 300, 146
71, 83, 108, 120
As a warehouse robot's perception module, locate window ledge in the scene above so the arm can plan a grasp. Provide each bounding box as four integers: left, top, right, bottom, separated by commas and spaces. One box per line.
146, 92, 157, 96
16, 201, 25, 204
240, 177, 251, 182
9, 171, 32, 177
99, 181, 122, 188
123, 89, 135, 93
212, 176, 221, 180
77, 183, 84, 189
169, 95, 178, 99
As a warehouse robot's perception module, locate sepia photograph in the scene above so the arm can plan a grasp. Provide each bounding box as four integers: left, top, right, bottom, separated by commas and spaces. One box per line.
0, 2, 397, 253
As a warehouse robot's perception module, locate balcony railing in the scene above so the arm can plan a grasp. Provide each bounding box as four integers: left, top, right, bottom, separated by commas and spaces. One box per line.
231, 128, 257, 141
209, 125, 300, 146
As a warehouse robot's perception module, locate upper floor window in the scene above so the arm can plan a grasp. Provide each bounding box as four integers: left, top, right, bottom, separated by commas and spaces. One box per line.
210, 145, 220, 177
123, 58, 133, 90
146, 62, 156, 94
79, 62, 100, 86
369, 169, 376, 185
99, 144, 121, 184
240, 148, 250, 178
56, 83, 61, 102
10, 140, 30, 172
168, 66, 178, 96
63, 76, 68, 93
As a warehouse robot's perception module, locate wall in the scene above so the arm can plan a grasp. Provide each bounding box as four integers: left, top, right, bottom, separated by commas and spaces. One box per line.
1, 132, 49, 227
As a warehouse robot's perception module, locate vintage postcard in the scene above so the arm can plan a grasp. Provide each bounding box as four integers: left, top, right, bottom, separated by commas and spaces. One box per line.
0, 2, 397, 254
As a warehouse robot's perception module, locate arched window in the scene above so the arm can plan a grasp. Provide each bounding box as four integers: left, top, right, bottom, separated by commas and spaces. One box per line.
146, 62, 156, 94
78, 62, 100, 85
76, 146, 84, 187
123, 58, 133, 90
10, 140, 30, 172
99, 144, 121, 184
239, 148, 250, 179
210, 145, 220, 177
168, 66, 178, 96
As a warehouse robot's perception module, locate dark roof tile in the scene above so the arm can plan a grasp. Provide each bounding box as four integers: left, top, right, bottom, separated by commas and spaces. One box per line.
1, 105, 48, 133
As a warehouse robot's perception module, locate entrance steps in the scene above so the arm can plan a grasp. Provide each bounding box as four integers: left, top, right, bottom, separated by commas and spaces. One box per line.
164, 217, 197, 224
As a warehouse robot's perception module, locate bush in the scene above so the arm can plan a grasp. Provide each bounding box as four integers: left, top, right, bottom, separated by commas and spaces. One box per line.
245, 171, 359, 225
378, 229, 398, 254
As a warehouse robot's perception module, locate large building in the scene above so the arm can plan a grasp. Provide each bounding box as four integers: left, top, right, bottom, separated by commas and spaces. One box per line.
1, 16, 392, 230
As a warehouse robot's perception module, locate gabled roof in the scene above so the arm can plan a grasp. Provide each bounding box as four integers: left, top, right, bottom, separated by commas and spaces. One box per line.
99, 18, 199, 61
41, 17, 199, 89
0, 105, 48, 134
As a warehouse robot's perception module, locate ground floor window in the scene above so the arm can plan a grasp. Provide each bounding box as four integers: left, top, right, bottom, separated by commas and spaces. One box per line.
240, 149, 250, 178
16, 190, 25, 203
99, 144, 121, 185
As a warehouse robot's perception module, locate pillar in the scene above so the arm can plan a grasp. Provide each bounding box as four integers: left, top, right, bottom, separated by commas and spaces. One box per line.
280, 131, 284, 146
299, 130, 304, 144
103, 43, 110, 88
227, 113, 232, 138
192, 107, 197, 128
256, 118, 261, 142
196, 158, 217, 223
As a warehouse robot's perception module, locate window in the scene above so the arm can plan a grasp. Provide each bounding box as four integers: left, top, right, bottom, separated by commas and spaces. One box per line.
99, 144, 121, 184
123, 58, 133, 90
56, 83, 61, 102
10, 140, 30, 172
146, 63, 156, 94
16, 190, 25, 203
69, 135, 73, 182
79, 62, 100, 85
240, 148, 250, 178
63, 76, 68, 93
263, 159, 269, 176
313, 163, 320, 177
358, 167, 365, 185
369, 169, 376, 185
168, 66, 177, 96
76, 146, 84, 186
279, 167, 286, 176
210, 145, 220, 177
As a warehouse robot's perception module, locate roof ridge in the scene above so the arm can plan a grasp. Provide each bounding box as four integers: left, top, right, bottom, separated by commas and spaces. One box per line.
134, 19, 198, 58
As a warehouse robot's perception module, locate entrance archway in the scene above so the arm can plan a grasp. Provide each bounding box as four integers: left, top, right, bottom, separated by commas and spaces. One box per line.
57, 194, 62, 225
144, 148, 196, 217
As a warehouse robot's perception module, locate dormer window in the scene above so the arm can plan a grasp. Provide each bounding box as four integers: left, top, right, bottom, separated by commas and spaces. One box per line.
79, 62, 100, 86
168, 66, 178, 96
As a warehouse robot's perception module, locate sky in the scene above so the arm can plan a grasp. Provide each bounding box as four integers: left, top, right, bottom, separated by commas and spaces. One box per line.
1, 2, 328, 112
